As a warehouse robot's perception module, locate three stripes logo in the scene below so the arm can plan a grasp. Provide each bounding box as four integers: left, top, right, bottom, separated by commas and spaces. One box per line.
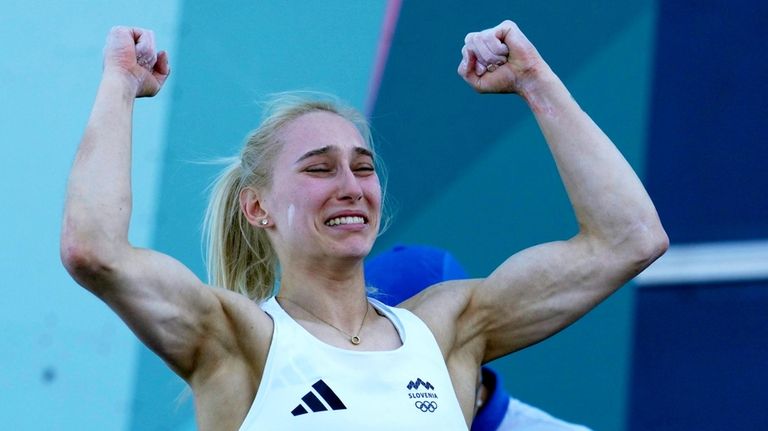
291, 379, 347, 416
406, 377, 438, 413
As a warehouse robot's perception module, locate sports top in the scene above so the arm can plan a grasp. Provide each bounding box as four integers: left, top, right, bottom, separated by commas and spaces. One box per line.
237, 296, 468, 430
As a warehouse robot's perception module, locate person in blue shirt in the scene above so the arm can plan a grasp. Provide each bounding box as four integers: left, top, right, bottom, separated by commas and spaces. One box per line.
365, 244, 592, 431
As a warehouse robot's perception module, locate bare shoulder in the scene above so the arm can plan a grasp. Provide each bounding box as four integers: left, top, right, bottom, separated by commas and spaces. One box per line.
400, 279, 485, 359
203, 288, 274, 370
190, 289, 275, 430
400, 279, 486, 418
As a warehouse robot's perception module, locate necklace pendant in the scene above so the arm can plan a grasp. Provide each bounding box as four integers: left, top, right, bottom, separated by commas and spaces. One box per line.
350, 336, 361, 345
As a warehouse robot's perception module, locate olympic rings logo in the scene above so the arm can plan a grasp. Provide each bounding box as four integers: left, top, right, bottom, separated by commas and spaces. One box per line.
414, 401, 438, 412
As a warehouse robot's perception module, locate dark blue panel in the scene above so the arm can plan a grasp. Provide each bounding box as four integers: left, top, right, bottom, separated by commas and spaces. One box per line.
646, 0, 768, 243
628, 280, 768, 430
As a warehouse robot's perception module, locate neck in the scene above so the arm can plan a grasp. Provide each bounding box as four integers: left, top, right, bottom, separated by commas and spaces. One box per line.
277, 259, 369, 329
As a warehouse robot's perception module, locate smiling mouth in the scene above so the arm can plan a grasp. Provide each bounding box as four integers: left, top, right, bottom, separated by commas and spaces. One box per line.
325, 216, 367, 226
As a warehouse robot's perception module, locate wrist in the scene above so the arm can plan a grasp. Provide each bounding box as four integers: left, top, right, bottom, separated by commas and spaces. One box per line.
101, 67, 141, 100
516, 61, 555, 99
517, 65, 568, 115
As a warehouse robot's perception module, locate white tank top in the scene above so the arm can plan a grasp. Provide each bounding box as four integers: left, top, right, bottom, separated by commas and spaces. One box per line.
237, 297, 468, 430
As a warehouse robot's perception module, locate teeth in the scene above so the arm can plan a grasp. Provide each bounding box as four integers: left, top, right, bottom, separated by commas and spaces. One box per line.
326, 216, 366, 226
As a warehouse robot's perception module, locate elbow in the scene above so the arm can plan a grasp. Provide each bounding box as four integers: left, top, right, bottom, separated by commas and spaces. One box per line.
625, 221, 669, 273
60, 231, 119, 291
61, 240, 97, 278
61, 240, 105, 285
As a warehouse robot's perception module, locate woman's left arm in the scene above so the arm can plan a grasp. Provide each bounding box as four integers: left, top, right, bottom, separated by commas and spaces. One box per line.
431, 20, 668, 363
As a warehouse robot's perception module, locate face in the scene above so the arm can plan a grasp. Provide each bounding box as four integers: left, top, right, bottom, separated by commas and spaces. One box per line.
260, 111, 382, 263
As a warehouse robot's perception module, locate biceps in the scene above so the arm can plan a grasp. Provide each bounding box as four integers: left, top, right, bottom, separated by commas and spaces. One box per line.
471, 238, 627, 360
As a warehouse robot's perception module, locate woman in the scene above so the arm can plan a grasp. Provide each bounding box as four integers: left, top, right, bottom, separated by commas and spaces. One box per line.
61, 20, 667, 430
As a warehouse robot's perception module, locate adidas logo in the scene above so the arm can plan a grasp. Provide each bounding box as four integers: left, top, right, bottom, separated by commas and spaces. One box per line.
291, 379, 347, 416
406, 378, 434, 391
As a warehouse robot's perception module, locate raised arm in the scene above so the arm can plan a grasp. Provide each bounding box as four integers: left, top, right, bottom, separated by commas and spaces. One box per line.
60, 27, 268, 380
413, 21, 667, 364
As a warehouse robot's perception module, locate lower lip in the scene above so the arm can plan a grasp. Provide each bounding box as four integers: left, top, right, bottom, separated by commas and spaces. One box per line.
326, 222, 368, 231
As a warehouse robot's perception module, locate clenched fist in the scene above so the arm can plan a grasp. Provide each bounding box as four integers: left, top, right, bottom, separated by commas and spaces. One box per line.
103, 26, 170, 98
458, 20, 549, 96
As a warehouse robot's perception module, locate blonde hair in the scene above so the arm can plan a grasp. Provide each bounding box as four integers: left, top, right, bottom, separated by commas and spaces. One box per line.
203, 93, 387, 300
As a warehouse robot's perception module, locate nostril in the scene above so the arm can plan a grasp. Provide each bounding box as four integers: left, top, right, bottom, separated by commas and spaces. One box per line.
340, 192, 363, 201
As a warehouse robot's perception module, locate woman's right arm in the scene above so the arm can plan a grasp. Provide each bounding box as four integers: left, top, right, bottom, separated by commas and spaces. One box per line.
60, 27, 270, 380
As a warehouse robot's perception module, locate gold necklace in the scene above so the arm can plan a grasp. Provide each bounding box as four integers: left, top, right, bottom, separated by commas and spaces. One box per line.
277, 296, 370, 345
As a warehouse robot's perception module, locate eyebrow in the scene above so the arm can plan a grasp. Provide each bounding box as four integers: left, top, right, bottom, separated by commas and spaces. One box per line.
294, 145, 374, 164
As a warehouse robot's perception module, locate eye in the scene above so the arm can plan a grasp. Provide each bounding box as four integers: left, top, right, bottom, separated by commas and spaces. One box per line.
304, 165, 332, 173
354, 164, 375, 175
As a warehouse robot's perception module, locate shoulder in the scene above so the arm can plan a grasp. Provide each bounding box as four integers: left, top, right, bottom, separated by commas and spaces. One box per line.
186, 291, 276, 429
209, 288, 274, 353
192, 288, 274, 384
400, 279, 485, 360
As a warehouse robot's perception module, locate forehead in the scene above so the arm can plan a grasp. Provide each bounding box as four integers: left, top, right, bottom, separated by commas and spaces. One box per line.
276, 111, 368, 159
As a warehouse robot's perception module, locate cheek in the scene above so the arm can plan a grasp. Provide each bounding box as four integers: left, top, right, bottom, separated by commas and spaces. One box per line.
366, 179, 383, 207
287, 204, 295, 228
281, 188, 325, 225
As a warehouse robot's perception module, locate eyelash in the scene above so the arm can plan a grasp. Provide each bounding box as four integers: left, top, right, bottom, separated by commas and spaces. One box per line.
304, 165, 375, 173
305, 167, 331, 173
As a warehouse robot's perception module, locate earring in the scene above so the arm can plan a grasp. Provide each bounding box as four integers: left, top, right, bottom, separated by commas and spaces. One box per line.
259, 218, 269, 226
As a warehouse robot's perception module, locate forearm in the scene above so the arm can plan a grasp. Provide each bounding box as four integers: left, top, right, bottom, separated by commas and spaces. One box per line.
455, 21, 668, 361
521, 67, 664, 247
459, 20, 664, 247
62, 71, 138, 262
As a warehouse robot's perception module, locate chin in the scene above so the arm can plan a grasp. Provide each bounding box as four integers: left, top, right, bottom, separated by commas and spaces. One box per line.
345, 246, 373, 260
333, 241, 374, 260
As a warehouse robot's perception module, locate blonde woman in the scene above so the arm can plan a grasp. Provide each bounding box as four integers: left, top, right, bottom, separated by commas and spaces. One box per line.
61, 20, 667, 430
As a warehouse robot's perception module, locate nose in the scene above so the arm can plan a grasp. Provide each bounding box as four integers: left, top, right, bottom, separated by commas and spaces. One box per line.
337, 166, 364, 201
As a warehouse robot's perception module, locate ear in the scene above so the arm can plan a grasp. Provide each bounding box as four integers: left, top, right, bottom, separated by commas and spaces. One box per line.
240, 186, 271, 227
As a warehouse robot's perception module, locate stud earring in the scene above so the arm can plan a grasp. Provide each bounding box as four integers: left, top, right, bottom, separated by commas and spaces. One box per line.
259, 218, 269, 226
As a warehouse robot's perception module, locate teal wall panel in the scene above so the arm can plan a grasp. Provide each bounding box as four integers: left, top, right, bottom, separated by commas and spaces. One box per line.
0, 2, 180, 430
369, 1, 650, 240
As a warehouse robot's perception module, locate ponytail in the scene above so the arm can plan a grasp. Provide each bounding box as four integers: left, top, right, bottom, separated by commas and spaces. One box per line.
203, 158, 277, 300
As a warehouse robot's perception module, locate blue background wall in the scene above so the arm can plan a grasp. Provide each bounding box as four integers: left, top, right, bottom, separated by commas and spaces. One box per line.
1, 1, 765, 430
629, 1, 768, 430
